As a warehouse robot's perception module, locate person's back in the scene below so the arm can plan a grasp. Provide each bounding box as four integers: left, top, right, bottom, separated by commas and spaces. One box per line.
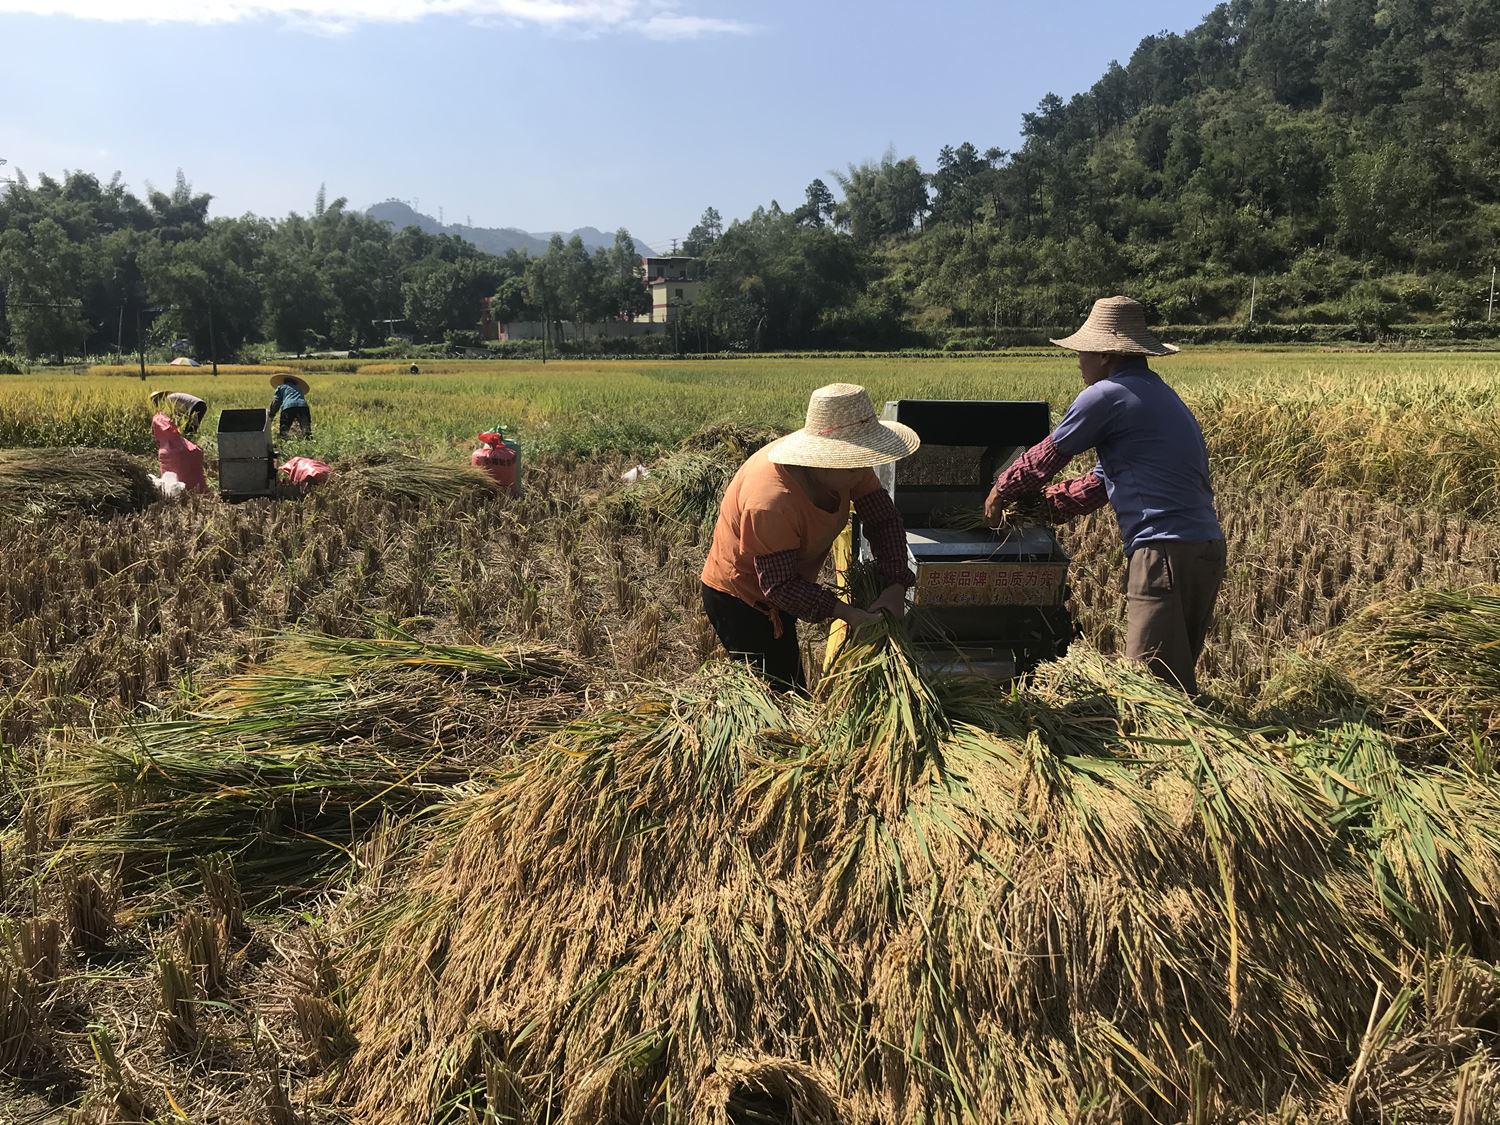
166, 391, 205, 412
1053, 359, 1220, 555
272, 381, 308, 411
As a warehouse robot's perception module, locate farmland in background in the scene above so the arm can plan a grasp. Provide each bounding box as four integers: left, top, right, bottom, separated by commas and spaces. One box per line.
2, 350, 1499, 1120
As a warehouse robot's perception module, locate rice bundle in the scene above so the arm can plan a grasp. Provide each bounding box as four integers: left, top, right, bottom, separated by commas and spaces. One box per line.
48, 634, 579, 890
336, 620, 1500, 1122
335, 455, 502, 505
608, 423, 777, 541
1315, 586, 1500, 761
0, 448, 155, 522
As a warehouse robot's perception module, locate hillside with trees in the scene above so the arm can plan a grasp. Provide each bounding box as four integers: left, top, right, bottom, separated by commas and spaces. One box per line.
681, 0, 1500, 346
1, 0, 1497, 360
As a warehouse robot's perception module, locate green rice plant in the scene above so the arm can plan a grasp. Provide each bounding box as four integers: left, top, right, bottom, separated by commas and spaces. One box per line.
1295, 723, 1500, 950
75, 1023, 152, 1122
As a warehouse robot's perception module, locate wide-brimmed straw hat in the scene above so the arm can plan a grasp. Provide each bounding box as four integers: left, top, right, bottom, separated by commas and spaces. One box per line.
149, 390, 167, 406
270, 372, 310, 394
766, 383, 920, 469
1051, 295, 1178, 356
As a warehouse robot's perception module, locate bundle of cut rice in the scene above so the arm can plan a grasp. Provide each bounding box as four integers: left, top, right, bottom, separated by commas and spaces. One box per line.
49, 634, 579, 890
1308, 586, 1500, 762
0, 448, 155, 521
335, 622, 1500, 1122
608, 423, 778, 541
335, 455, 501, 505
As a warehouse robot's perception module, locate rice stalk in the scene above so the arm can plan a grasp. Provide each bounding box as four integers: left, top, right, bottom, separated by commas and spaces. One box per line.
156, 946, 199, 1053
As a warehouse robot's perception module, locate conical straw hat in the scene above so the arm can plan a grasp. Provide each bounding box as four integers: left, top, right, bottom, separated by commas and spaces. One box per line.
1051, 295, 1178, 356
766, 383, 920, 469
270, 372, 311, 394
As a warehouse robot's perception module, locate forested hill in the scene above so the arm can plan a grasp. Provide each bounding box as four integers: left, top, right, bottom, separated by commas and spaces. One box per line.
887, 0, 1500, 331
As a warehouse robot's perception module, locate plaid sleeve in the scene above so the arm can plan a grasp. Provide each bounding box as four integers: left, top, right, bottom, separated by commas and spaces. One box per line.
1043, 468, 1109, 520
754, 549, 839, 622
987, 435, 1070, 504
852, 487, 915, 588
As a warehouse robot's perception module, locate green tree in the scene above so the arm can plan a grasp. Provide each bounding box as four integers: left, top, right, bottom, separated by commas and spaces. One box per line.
0, 218, 89, 361
681, 207, 723, 257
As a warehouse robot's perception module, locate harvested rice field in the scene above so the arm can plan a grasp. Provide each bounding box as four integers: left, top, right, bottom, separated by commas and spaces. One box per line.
3, 351, 1500, 1123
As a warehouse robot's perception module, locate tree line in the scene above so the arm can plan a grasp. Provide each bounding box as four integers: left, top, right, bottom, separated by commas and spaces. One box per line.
0, 175, 649, 362
3, 0, 1497, 360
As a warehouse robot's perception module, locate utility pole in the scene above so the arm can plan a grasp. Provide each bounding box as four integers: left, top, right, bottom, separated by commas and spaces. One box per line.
1489, 265, 1496, 323
136, 307, 146, 381
207, 302, 218, 376
1248, 277, 1257, 326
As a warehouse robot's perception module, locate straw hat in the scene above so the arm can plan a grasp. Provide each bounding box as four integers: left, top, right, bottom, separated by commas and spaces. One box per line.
270, 372, 310, 394
149, 390, 167, 406
1051, 295, 1178, 356
766, 383, 920, 469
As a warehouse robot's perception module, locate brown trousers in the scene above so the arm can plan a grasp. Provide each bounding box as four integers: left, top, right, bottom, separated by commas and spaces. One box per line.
1125, 539, 1227, 696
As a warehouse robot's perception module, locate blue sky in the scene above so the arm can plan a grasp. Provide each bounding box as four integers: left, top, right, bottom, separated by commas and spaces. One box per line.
0, 0, 1214, 249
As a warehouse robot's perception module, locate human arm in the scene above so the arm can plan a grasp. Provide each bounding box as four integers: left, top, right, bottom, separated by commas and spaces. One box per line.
983, 435, 1071, 524
984, 386, 1116, 525
267, 385, 283, 420
1041, 463, 1109, 520
753, 550, 878, 626
853, 483, 915, 618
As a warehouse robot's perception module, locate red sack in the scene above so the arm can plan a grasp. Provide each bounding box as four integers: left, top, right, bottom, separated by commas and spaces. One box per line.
151, 413, 209, 494
280, 455, 332, 487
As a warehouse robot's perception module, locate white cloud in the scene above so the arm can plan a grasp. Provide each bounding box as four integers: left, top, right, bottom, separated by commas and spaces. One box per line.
0, 0, 757, 36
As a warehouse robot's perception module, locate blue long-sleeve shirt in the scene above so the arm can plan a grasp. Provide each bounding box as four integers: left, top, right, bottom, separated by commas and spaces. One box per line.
1049, 358, 1222, 555
268, 382, 309, 417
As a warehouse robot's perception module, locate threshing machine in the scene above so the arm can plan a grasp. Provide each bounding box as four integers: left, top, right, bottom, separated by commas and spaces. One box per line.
857, 399, 1075, 680
217, 408, 278, 501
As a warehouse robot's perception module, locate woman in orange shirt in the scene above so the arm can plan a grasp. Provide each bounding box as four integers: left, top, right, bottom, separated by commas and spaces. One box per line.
700, 383, 920, 690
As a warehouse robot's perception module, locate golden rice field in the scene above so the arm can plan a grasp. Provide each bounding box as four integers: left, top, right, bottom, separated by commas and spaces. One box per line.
2, 351, 1500, 1123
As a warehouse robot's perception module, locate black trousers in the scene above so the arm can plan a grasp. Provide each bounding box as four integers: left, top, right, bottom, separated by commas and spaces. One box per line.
279, 405, 313, 438
182, 401, 207, 436
700, 583, 805, 691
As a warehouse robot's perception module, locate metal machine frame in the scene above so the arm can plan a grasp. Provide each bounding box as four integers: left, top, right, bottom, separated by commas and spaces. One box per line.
217, 408, 278, 501
858, 399, 1075, 679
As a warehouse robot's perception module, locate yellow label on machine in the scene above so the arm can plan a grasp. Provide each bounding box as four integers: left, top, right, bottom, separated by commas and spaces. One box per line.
914, 562, 1067, 607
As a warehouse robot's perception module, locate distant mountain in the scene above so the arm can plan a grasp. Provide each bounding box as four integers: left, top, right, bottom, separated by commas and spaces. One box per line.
367, 200, 656, 258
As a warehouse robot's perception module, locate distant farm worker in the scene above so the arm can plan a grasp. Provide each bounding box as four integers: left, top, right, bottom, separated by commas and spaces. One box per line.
409, 363, 420, 375
149, 390, 208, 437
984, 295, 1225, 696
267, 373, 313, 439
701, 383, 920, 691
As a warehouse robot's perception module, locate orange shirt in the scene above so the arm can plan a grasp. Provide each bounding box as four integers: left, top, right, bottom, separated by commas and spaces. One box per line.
700, 445, 879, 615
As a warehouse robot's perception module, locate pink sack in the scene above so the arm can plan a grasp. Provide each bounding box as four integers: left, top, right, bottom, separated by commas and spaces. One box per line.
280, 455, 332, 488
151, 413, 209, 494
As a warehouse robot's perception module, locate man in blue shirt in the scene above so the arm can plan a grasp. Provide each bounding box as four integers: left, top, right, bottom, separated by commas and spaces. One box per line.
267, 373, 313, 439
984, 295, 1225, 695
